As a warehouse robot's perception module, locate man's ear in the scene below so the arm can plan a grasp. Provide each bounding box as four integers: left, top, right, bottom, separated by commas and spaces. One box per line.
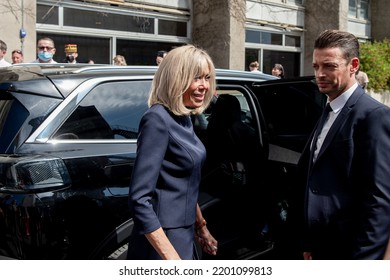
351, 57, 360, 73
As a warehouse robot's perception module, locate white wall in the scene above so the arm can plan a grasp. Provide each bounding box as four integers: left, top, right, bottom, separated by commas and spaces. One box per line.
246, 0, 304, 27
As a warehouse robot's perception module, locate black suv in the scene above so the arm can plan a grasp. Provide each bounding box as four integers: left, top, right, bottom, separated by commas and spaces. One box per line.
0, 64, 325, 260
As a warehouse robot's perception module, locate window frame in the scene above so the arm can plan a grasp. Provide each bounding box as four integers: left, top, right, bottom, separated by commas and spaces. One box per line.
348, 0, 370, 20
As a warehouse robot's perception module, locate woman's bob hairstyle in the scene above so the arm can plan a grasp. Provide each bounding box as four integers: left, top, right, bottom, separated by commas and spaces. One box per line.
148, 44, 216, 116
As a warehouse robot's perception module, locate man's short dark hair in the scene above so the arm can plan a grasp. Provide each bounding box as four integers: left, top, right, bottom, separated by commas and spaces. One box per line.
0, 40, 7, 52
157, 50, 167, 58
314, 29, 360, 62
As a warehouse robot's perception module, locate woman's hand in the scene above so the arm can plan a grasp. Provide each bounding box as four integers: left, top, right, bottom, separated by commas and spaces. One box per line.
196, 226, 218, 256
303, 251, 312, 260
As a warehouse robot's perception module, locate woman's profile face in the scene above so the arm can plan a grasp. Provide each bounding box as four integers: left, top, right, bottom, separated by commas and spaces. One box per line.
182, 72, 211, 109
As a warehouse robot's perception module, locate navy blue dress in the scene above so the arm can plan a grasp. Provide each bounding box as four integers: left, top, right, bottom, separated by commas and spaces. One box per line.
127, 104, 206, 259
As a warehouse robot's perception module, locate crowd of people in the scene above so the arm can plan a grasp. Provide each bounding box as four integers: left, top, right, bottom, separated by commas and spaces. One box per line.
0, 36, 372, 94
0, 37, 169, 67
1, 37, 60, 65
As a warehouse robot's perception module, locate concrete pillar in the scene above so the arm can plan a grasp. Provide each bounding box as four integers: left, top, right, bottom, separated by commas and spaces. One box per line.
371, 0, 390, 41
192, 0, 246, 70
303, 0, 348, 75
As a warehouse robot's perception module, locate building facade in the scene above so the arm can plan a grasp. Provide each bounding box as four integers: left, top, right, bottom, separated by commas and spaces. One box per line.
1, 0, 388, 76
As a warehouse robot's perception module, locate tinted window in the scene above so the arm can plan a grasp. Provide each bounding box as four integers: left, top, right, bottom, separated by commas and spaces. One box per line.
64, 8, 154, 34
285, 35, 301, 47
0, 98, 29, 151
254, 81, 326, 152
158, 19, 187, 37
53, 80, 150, 140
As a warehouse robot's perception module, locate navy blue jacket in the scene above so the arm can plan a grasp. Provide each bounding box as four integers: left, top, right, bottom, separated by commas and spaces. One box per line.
300, 87, 390, 259
128, 104, 206, 235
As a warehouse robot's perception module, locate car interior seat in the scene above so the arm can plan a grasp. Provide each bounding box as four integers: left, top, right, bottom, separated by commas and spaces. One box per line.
201, 94, 269, 250
206, 94, 256, 169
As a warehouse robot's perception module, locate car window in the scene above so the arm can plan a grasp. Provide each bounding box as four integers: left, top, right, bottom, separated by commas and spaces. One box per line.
216, 90, 253, 125
53, 80, 150, 140
0, 98, 30, 151
254, 81, 325, 153
193, 89, 255, 143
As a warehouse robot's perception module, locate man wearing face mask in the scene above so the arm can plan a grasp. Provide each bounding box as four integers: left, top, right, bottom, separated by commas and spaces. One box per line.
32, 37, 57, 63
64, 44, 78, 64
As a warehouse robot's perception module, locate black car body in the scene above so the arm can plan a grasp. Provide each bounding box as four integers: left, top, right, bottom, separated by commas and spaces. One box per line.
0, 64, 325, 260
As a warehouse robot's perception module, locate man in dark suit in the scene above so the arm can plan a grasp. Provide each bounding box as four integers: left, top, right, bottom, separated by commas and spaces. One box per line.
299, 29, 390, 259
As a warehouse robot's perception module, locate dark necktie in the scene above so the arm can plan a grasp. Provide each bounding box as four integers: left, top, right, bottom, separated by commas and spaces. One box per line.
310, 103, 332, 163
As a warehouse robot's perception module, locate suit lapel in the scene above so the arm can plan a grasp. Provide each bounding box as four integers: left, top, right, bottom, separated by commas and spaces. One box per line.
315, 88, 364, 161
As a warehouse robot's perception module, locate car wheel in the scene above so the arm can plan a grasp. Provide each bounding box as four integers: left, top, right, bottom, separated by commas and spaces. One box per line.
88, 219, 134, 260
107, 244, 129, 260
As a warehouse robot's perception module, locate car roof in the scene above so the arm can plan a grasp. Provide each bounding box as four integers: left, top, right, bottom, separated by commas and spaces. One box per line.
2, 63, 277, 81
1, 64, 280, 99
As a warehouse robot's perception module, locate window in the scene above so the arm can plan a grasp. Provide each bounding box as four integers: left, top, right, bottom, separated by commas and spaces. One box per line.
245, 49, 301, 78
158, 19, 187, 37
37, 1, 190, 66
53, 81, 151, 140
116, 39, 180, 66
349, 0, 357, 17
253, 81, 325, 153
359, 0, 369, 19
37, 4, 59, 25
246, 30, 261, 44
349, 0, 370, 20
64, 8, 154, 34
0, 99, 29, 151
287, 0, 303, 5
38, 33, 110, 64
245, 29, 302, 77
285, 35, 301, 47
245, 30, 283, 45
262, 50, 300, 78
261, 32, 283, 45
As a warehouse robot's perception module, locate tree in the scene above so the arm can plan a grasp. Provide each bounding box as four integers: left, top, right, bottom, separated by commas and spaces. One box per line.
359, 39, 390, 91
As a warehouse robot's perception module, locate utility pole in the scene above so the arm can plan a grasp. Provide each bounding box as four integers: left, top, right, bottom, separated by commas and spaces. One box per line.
19, 0, 27, 52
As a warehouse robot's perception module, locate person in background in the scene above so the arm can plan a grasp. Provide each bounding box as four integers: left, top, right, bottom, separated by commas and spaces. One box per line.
248, 61, 261, 73
113, 55, 127, 66
32, 37, 57, 63
64, 44, 78, 64
272, 63, 285, 78
0, 40, 11, 67
156, 50, 167, 66
355, 70, 369, 92
11, 50, 24, 64
298, 29, 390, 260
127, 44, 218, 260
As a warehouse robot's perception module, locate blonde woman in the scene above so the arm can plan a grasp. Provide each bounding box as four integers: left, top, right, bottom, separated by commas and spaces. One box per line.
127, 45, 218, 260
113, 55, 127, 65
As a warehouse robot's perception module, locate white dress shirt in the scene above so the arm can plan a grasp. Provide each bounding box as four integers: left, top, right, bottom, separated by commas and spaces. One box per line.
313, 83, 358, 162
0, 58, 11, 67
